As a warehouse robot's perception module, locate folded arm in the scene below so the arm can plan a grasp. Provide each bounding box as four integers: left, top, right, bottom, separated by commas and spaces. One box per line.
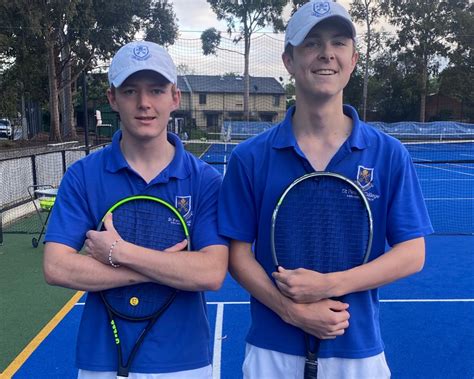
229, 240, 350, 339
273, 237, 426, 303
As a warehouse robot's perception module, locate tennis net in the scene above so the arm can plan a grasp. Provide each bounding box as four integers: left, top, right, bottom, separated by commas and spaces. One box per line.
185, 137, 473, 235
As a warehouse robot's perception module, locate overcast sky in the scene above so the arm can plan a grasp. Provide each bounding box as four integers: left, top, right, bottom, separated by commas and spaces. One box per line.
172, 0, 354, 33
168, 1, 386, 82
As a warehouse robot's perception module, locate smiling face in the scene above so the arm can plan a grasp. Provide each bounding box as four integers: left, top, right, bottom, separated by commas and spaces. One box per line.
282, 19, 358, 103
107, 70, 180, 143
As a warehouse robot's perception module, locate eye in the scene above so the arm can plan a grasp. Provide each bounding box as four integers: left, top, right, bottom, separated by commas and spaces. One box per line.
303, 40, 319, 48
151, 88, 165, 95
121, 88, 136, 95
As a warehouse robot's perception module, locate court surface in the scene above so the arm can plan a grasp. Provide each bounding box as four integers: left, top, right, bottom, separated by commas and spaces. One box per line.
3, 140, 473, 379
5, 234, 474, 378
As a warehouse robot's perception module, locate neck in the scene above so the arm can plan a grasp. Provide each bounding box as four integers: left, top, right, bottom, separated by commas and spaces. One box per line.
292, 98, 349, 138
120, 132, 175, 182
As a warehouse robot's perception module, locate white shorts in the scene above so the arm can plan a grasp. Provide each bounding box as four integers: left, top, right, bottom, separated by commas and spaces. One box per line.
242, 344, 391, 379
77, 364, 212, 379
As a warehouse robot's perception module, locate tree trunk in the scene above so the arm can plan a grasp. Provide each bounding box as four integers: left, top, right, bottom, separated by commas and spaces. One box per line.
419, 59, 427, 122
362, 1, 371, 122
243, 29, 250, 122
47, 33, 62, 142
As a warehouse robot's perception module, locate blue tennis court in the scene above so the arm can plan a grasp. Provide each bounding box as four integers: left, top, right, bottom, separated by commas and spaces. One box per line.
9, 236, 474, 379
6, 139, 474, 378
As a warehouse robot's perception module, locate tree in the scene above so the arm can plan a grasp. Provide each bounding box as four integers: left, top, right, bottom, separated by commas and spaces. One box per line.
202, 0, 287, 121
438, 0, 474, 121
0, 0, 179, 141
350, 0, 384, 121
381, 0, 458, 122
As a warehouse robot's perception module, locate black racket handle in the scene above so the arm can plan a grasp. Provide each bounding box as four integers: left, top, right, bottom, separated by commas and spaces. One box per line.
304, 352, 318, 379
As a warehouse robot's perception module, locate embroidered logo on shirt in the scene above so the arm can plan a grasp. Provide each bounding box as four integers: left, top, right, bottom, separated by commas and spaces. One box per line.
175, 196, 192, 218
357, 166, 374, 190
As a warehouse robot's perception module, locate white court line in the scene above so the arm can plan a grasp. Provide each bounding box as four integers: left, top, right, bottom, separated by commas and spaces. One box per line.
212, 303, 224, 379
75, 299, 474, 306
416, 163, 474, 177
424, 197, 474, 201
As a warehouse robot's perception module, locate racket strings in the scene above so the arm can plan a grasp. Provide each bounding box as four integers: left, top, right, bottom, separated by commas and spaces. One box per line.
274, 177, 370, 273
102, 199, 186, 319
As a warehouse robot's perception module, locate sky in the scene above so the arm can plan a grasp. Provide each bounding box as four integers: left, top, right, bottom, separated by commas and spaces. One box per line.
166, 1, 404, 82
173, 0, 354, 33
168, 0, 361, 81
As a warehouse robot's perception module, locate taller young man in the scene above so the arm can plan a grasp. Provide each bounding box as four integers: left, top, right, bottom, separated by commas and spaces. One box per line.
218, 1, 433, 378
44, 41, 228, 378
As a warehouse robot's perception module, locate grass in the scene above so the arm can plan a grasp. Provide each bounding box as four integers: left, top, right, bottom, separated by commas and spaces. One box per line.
0, 234, 75, 372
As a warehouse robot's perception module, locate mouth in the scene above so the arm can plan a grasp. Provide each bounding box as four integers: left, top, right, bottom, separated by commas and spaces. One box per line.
312, 69, 338, 75
135, 116, 156, 121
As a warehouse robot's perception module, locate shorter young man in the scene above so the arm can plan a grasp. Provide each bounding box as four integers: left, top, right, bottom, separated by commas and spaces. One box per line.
44, 41, 228, 378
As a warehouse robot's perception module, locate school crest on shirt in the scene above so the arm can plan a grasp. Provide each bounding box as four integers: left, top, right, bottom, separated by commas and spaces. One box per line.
313, 2, 330, 17
175, 196, 192, 218
357, 166, 374, 190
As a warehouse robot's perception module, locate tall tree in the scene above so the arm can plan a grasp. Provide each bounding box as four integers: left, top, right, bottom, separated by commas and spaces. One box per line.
202, 0, 287, 121
439, 0, 473, 121
0, 0, 178, 141
381, 0, 457, 122
350, 0, 384, 121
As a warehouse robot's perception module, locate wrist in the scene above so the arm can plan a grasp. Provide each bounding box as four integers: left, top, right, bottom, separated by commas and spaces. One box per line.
328, 271, 345, 298
277, 294, 299, 326
108, 239, 122, 268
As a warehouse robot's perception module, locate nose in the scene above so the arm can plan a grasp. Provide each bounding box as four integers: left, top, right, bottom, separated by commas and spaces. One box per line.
318, 43, 335, 61
137, 90, 151, 109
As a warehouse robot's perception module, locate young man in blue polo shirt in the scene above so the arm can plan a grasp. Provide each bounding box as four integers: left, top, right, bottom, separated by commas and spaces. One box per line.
218, 1, 433, 378
43, 41, 228, 378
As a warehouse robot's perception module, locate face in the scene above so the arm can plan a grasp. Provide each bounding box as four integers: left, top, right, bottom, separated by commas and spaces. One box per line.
282, 20, 358, 101
107, 70, 180, 142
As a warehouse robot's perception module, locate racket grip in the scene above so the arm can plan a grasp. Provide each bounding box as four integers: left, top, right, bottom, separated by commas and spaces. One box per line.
304, 352, 318, 379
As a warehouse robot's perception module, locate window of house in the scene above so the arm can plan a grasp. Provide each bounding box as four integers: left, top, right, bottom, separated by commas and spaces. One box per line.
273, 95, 280, 107
199, 94, 207, 105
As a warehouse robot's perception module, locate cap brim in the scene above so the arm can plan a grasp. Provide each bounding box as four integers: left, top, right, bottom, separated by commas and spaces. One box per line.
287, 16, 356, 47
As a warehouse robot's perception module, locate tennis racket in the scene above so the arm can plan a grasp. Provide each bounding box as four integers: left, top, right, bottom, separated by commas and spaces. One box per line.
270, 172, 373, 379
98, 195, 190, 378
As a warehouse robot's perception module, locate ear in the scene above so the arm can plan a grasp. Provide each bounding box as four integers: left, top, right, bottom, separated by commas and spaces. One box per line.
350, 51, 359, 73
171, 86, 181, 112
106, 88, 119, 112
282, 52, 295, 76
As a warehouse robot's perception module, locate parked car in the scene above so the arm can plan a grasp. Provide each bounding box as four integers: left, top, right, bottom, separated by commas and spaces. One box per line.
0, 118, 13, 139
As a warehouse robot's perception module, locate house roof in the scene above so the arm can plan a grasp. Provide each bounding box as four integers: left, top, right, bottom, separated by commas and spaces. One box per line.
177, 75, 285, 95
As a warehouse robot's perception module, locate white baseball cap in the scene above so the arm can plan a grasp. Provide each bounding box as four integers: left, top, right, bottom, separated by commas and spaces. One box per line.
285, 1, 356, 48
108, 41, 177, 87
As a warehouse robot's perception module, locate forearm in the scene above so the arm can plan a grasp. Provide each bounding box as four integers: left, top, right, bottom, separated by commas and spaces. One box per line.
229, 240, 350, 338
228, 241, 289, 321
43, 242, 150, 291
329, 237, 426, 298
113, 241, 228, 292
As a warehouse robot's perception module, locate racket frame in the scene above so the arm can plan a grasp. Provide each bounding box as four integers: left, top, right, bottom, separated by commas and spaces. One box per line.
98, 195, 191, 378
269, 172, 374, 379
270, 171, 373, 268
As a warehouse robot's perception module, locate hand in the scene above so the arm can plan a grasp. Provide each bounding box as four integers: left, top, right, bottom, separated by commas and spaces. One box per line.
85, 213, 189, 265
272, 266, 333, 303
283, 298, 350, 339
84, 213, 121, 265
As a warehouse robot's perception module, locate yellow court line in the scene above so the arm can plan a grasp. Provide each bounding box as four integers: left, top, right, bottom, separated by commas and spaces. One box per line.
0, 291, 85, 379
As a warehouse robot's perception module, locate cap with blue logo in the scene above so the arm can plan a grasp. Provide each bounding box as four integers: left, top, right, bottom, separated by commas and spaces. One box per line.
285, 1, 356, 48
108, 41, 177, 87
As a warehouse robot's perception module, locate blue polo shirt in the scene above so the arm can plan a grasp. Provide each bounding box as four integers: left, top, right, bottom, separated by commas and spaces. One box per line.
218, 105, 433, 358
45, 131, 227, 373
